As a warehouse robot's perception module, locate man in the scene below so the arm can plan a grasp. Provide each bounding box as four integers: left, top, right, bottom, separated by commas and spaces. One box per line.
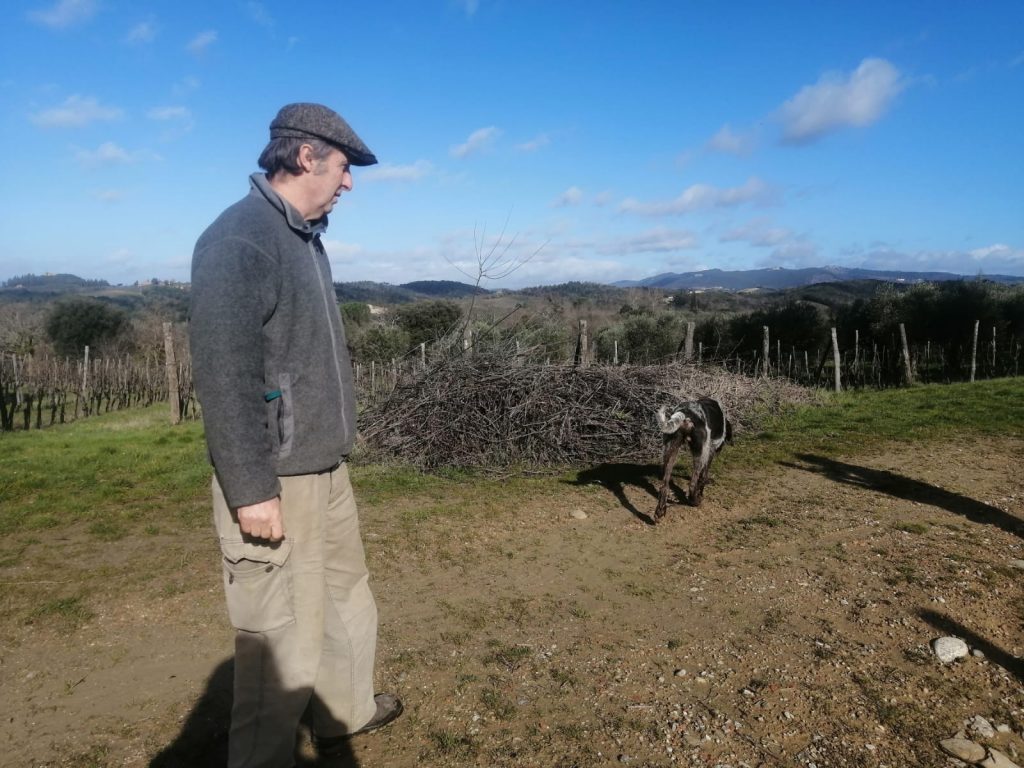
190, 103, 402, 768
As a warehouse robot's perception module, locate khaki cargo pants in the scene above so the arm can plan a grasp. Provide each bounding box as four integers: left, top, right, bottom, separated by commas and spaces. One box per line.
213, 462, 378, 768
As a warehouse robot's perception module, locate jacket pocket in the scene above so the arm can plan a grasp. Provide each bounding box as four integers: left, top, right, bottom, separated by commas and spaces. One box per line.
220, 538, 295, 632
265, 374, 295, 460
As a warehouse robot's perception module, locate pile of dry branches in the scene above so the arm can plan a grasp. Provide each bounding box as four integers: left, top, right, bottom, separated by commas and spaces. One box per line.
356, 355, 815, 470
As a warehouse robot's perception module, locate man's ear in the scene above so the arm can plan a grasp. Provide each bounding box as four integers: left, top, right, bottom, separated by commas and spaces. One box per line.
296, 143, 317, 173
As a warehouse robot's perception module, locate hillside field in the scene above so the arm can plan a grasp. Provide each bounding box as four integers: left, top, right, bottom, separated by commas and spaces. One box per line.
0, 380, 1022, 766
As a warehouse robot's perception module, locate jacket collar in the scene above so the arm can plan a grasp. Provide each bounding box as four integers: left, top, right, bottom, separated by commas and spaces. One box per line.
249, 172, 328, 237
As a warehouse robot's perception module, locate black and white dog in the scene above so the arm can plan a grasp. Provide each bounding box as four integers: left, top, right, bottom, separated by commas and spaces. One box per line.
654, 397, 733, 520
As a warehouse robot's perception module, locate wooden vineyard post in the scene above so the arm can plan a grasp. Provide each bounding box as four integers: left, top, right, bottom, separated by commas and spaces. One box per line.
971, 319, 979, 383
575, 320, 589, 368
991, 326, 996, 371
899, 323, 913, 385
762, 326, 770, 378
831, 327, 841, 393
613, 340, 619, 366
420, 342, 426, 369
163, 323, 181, 425
78, 345, 90, 418
683, 322, 695, 362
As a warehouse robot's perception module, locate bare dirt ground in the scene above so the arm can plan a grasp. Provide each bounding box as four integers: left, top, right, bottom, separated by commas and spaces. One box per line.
1, 435, 1022, 767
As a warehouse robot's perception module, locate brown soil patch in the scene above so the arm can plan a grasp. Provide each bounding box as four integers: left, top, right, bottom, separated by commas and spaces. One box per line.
1, 437, 1022, 767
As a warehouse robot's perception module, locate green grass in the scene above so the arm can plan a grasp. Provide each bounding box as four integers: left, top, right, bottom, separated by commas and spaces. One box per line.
740, 378, 1024, 468
2, 378, 1022, 541
0, 405, 210, 537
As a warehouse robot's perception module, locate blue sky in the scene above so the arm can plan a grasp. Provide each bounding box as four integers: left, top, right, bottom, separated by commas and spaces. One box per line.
1, 1, 1022, 288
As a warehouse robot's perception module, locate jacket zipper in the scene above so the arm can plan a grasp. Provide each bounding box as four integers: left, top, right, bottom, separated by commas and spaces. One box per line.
309, 236, 349, 439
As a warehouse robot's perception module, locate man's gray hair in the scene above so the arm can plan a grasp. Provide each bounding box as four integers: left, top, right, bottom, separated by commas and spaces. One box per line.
257, 136, 335, 178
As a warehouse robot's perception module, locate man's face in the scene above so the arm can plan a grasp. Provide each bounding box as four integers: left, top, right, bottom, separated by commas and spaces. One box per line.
309, 147, 352, 218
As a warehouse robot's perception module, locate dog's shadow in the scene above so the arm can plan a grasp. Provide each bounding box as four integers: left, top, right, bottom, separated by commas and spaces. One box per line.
568, 463, 689, 524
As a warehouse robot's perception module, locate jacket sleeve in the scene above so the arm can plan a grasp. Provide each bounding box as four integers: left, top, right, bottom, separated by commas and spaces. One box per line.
190, 234, 282, 508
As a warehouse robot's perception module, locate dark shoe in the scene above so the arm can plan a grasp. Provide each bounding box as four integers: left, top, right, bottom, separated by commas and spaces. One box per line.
316, 694, 404, 755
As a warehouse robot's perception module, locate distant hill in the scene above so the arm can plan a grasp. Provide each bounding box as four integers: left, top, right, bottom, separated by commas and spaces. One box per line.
334, 279, 485, 304
0, 273, 111, 301
399, 280, 487, 298
614, 266, 1024, 291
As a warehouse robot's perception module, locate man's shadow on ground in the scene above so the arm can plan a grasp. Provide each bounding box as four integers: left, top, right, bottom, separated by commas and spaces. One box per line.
781, 453, 1024, 539
148, 657, 360, 767
570, 463, 689, 525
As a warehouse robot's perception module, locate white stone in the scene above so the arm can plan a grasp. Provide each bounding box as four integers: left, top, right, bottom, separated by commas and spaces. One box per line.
932, 636, 969, 663
570, 509, 588, 520
674, 668, 687, 677
939, 738, 986, 762
1009, 559, 1024, 570
980, 748, 1022, 768
970, 715, 997, 739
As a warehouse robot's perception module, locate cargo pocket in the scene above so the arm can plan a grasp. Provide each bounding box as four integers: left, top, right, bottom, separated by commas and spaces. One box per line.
220, 538, 295, 632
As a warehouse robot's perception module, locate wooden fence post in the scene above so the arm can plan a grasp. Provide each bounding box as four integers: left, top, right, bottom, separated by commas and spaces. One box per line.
613, 340, 619, 366
831, 327, 841, 393
991, 326, 996, 371
762, 326, 770, 378
683, 322, 695, 362
78, 345, 90, 418
420, 342, 426, 369
971, 319, 979, 383
899, 323, 913, 385
575, 320, 589, 367
163, 322, 181, 425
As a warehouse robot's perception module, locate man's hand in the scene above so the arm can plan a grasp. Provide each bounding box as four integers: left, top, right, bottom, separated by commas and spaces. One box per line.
237, 497, 285, 542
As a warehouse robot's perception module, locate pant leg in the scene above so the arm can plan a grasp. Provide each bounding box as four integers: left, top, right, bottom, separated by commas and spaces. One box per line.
308, 462, 378, 737
214, 473, 332, 768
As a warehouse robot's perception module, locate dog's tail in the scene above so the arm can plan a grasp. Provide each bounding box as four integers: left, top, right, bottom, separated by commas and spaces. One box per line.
656, 406, 689, 435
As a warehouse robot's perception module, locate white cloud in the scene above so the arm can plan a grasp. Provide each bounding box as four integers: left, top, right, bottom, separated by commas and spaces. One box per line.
187, 30, 218, 56
125, 21, 156, 44
619, 177, 774, 216
706, 124, 756, 156
147, 106, 194, 138
595, 228, 700, 256
93, 189, 124, 203
245, 2, 274, 27
516, 134, 550, 152
75, 141, 153, 168
720, 218, 792, 247
838, 243, 1024, 276
456, 0, 479, 16
765, 240, 820, 267
147, 106, 191, 121
450, 126, 501, 158
323, 240, 365, 267
31, 95, 123, 127
778, 58, 904, 144
28, 0, 96, 28
552, 186, 584, 208
968, 243, 1024, 270
172, 77, 201, 98
362, 160, 433, 183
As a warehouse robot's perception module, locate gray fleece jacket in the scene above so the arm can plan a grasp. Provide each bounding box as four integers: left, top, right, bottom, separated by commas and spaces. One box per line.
190, 173, 357, 508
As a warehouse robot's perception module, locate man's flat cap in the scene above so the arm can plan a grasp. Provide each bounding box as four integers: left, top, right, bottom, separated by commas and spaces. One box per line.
269, 102, 378, 166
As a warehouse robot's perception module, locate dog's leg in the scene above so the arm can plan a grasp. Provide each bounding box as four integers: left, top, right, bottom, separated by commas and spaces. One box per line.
655, 432, 684, 521
689, 434, 711, 507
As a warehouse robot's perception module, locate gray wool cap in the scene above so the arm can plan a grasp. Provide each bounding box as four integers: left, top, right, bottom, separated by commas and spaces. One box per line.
269, 102, 378, 166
